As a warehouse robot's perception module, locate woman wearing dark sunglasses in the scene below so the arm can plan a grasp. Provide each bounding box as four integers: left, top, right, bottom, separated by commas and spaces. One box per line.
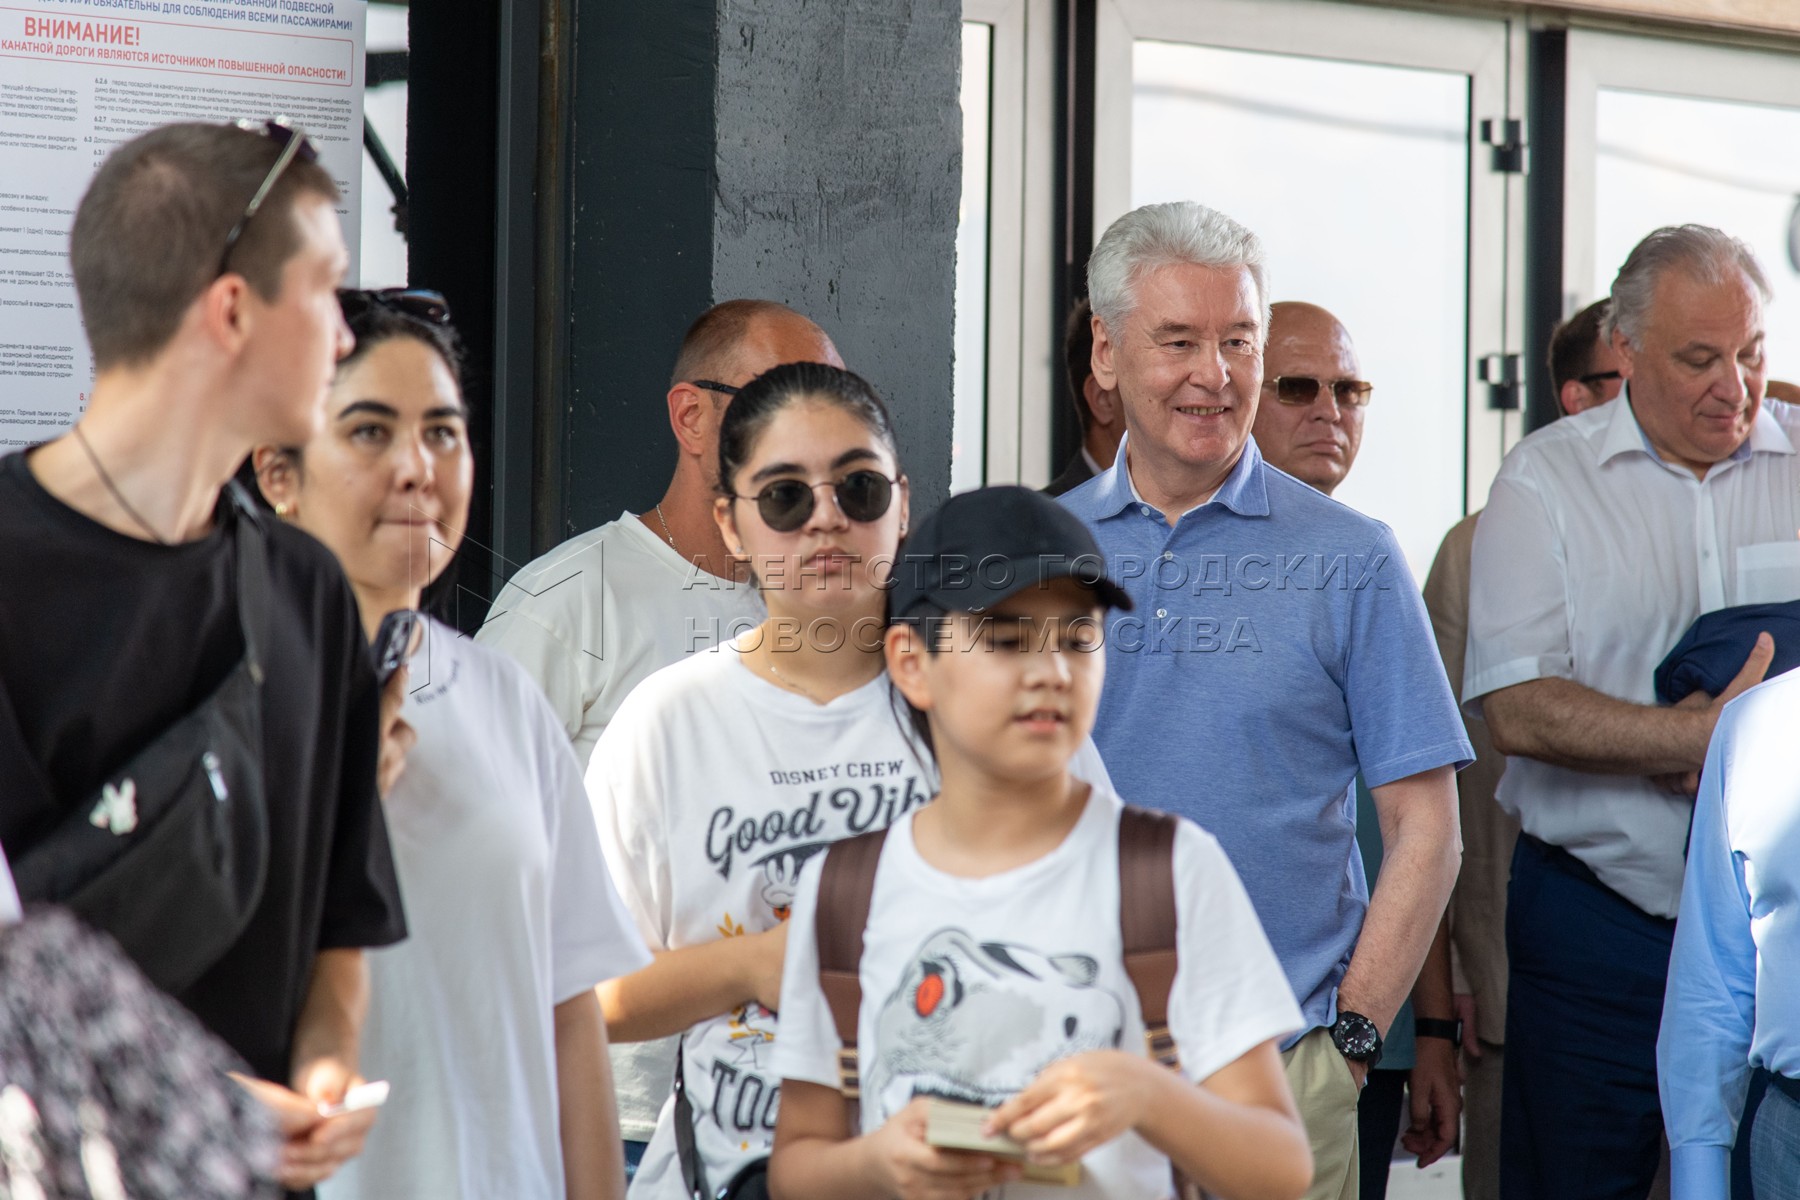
253, 289, 650, 1200
587, 363, 935, 1200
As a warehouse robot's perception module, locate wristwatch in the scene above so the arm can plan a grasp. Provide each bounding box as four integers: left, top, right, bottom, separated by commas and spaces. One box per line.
1330, 1010, 1383, 1068
1414, 1017, 1463, 1049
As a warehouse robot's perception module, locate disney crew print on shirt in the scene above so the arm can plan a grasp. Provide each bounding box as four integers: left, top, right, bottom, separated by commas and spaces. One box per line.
693, 756, 931, 1157
864, 928, 1126, 1119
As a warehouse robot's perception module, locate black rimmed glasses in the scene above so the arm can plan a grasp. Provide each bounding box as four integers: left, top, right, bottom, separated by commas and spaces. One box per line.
689, 380, 740, 397
338, 288, 453, 326
1579, 369, 1623, 387
730, 470, 899, 533
1267, 376, 1375, 408
216, 118, 319, 278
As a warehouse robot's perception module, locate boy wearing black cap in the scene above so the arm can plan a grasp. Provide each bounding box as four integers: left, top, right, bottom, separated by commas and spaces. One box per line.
769, 486, 1313, 1200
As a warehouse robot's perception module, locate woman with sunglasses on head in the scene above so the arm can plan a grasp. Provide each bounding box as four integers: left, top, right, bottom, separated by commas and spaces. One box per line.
253, 288, 650, 1200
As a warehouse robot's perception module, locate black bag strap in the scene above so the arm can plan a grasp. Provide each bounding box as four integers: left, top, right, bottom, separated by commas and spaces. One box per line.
0, 484, 269, 848
673, 1040, 711, 1200
223, 480, 269, 687
814, 827, 889, 1130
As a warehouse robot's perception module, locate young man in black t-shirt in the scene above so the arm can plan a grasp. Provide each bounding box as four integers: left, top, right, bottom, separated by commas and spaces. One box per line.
0, 122, 408, 1194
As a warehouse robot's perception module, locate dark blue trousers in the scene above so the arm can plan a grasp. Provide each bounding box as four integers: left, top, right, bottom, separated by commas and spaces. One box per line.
1501, 834, 1675, 1200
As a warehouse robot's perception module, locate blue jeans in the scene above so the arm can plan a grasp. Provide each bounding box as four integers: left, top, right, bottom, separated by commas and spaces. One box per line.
1501, 835, 1674, 1200
1752, 1080, 1800, 1200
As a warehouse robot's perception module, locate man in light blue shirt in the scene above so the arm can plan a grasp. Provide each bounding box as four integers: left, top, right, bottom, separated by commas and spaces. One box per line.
1660, 667, 1800, 1199
1061, 200, 1469, 1200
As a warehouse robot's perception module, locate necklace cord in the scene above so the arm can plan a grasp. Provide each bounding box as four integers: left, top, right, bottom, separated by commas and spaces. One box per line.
72, 426, 170, 545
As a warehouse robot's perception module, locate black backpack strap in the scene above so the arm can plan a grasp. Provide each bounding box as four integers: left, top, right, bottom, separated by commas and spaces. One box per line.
814, 827, 889, 1129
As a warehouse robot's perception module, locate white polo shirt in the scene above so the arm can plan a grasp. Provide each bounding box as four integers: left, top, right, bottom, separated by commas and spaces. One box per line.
1465, 392, 1800, 918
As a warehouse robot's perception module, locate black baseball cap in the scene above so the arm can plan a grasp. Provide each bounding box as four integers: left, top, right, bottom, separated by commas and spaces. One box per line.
887, 486, 1134, 623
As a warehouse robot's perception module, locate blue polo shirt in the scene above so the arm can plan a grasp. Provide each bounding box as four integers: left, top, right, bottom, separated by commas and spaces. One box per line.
1061, 438, 1471, 1040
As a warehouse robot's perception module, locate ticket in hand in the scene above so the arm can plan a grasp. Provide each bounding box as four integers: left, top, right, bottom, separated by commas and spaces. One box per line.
923, 1097, 1081, 1187
318, 1080, 390, 1118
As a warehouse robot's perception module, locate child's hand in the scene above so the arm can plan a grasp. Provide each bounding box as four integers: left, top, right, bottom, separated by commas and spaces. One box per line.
871, 1097, 1022, 1200
986, 1050, 1153, 1166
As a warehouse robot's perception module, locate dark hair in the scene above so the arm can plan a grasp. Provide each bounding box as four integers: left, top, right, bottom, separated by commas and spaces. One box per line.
669, 299, 811, 389
72, 122, 339, 371
339, 296, 466, 387
1063, 297, 1098, 432
716, 362, 899, 493
890, 615, 950, 759
1547, 299, 1612, 392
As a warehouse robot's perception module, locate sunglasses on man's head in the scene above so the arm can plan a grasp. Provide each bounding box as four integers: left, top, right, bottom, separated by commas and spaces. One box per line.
1266, 376, 1375, 408
731, 470, 897, 533
217, 118, 318, 279
339, 288, 453, 326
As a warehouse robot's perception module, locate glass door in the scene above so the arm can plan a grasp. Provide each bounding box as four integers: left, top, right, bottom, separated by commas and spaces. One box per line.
1565, 31, 1800, 383
1094, 0, 1521, 578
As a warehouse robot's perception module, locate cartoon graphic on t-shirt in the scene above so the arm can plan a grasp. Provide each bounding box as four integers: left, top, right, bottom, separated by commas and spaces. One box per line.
865, 928, 1126, 1115
758, 846, 822, 921
727, 1001, 777, 1068
681, 760, 930, 1177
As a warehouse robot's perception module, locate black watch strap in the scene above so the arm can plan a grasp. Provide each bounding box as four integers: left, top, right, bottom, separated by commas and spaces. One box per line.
1414, 1017, 1463, 1047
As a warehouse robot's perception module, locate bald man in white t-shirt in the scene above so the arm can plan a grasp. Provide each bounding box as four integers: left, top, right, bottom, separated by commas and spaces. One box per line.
476, 299, 843, 1167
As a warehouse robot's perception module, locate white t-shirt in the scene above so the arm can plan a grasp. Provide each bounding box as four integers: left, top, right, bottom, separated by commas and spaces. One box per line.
590, 641, 934, 1200
774, 787, 1302, 1200
476, 511, 763, 1136
320, 620, 651, 1200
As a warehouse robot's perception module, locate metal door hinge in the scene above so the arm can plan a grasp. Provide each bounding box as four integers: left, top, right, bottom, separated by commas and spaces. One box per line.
1479, 353, 1523, 411
1480, 118, 1525, 174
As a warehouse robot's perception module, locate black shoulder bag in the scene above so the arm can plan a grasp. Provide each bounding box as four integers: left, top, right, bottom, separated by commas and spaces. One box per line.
7, 483, 272, 996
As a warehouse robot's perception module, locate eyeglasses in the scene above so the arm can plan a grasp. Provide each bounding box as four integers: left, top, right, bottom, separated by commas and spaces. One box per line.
217, 119, 319, 278
689, 380, 740, 397
1266, 376, 1375, 408
1578, 370, 1622, 387
339, 288, 453, 326
730, 470, 898, 533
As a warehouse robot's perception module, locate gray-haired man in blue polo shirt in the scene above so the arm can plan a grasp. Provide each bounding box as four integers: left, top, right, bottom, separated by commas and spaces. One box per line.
1059, 201, 1470, 1200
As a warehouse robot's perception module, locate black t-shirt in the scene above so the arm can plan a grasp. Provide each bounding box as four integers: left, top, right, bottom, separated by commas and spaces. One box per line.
0, 450, 407, 1083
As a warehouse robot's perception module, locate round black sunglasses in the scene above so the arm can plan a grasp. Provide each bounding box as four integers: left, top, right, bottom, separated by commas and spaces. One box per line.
730, 470, 898, 533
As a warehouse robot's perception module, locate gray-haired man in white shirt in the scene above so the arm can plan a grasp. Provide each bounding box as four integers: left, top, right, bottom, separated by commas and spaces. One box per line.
1464, 225, 1795, 1200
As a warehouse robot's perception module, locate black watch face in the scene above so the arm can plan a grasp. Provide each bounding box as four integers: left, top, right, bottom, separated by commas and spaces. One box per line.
1334, 1013, 1381, 1060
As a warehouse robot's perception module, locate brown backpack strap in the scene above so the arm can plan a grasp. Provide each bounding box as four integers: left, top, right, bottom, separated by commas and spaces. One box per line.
1119, 805, 1205, 1200
814, 827, 889, 1118
1118, 804, 1181, 1071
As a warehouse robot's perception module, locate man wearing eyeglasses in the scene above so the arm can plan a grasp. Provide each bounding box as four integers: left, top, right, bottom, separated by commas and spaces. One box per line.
1548, 298, 1626, 417
477, 298, 841, 1176
1250, 302, 1372, 497
0, 123, 407, 1196
1249, 302, 1462, 1199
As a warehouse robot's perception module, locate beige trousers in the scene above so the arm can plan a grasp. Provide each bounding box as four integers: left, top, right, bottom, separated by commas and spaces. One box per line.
1281, 1027, 1360, 1200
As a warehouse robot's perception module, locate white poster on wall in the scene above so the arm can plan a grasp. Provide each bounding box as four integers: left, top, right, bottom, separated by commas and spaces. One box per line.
0, 0, 365, 448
